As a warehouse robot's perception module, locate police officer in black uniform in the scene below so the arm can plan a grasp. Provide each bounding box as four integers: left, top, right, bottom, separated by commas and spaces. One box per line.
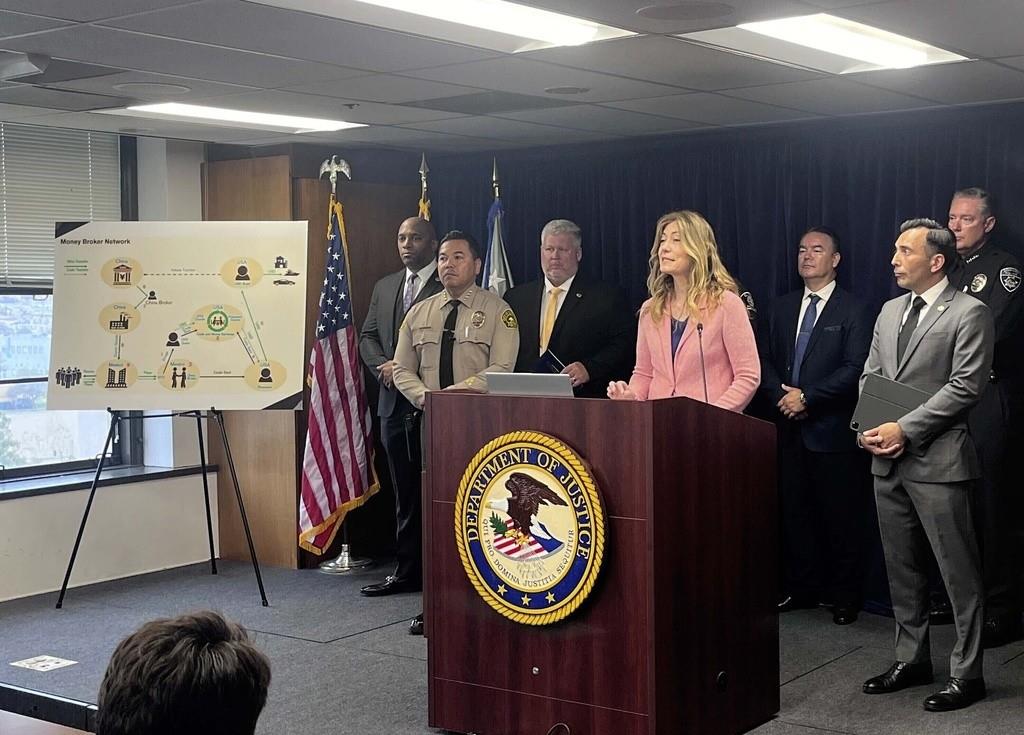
948, 187, 1024, 648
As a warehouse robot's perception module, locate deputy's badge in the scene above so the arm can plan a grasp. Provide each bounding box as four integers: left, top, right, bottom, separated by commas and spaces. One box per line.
455, 431, 606, 625
501, 308, 518, 329
471, 310, 486, 328
970, 274, 987, 293
1000, 267, 1021, 293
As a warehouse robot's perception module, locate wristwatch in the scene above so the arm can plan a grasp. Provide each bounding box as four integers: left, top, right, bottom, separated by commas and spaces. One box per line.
799, 391, 806, 406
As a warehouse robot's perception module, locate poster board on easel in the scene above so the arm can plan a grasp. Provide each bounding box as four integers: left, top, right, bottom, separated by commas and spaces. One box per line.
47, 220, 308, 411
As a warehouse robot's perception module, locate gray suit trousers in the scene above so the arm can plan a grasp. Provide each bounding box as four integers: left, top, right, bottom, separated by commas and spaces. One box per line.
874, 471, 984, 679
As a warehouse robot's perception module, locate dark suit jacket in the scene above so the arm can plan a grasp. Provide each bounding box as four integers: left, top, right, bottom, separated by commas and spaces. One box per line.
503, 276, 635, 398
359, 267, 443, 417
757, 284, 873, 452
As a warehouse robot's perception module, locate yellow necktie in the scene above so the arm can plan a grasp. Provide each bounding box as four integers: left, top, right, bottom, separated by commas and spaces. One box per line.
539, 287, 562, 354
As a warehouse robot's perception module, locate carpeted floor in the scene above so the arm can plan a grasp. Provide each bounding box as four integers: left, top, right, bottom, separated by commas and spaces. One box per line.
1, 561, 1022, 734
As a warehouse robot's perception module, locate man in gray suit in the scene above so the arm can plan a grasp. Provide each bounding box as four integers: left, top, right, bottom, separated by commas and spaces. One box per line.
859, 219, 993, 712
322, 217, 442, 606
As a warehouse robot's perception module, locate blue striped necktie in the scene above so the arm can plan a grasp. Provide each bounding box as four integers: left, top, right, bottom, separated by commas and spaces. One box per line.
791, 294, 821, 385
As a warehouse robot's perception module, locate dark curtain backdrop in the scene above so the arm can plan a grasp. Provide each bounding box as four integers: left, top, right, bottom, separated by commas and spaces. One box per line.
429, 101, 1024, 316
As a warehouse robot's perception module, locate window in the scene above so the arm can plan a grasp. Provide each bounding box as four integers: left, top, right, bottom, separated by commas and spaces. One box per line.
0, 123, 125, 478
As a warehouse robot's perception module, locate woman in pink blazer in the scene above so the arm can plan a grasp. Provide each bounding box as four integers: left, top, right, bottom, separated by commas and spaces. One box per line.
608, 210, 760, 411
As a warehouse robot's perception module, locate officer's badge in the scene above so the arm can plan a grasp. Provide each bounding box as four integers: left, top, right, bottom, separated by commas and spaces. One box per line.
471, 310, 486, 328
970, 274, 987, 293
501, 308, 518, 329
454, 431, 606, 625
1000, 267, 1021, 293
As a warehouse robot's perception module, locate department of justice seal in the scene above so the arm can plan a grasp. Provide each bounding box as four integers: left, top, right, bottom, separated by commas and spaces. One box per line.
454, 431, 606, 625
970, 273, 987, 293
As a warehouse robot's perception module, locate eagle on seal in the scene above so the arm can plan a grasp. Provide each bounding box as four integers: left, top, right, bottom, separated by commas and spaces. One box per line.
504, 471, 567, 534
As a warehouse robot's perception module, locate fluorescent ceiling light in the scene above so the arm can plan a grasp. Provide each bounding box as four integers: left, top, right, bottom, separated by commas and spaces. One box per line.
682, 14, 968, 74
349, 0, 606, 46
249, 0, 633, 53
97, 103, 366, 134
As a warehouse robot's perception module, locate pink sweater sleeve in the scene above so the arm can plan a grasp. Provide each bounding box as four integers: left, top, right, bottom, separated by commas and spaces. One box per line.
712, 294, 761, 412
627, 310, 652, 400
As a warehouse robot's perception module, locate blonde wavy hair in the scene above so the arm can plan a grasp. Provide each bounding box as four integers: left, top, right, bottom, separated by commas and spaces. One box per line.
645, 210, 738, 322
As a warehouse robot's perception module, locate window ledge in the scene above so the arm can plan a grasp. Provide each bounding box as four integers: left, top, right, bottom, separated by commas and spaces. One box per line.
0, 464, 218, 502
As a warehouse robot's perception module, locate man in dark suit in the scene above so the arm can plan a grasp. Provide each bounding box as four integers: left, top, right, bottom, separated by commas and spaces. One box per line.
334, 217, 442, 603
758, 227, 873, 625
859, 219, 993, 712
503, 219, 634, 398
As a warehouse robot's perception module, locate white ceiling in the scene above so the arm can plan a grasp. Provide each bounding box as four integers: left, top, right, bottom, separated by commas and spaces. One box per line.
1, 0, 1024, 152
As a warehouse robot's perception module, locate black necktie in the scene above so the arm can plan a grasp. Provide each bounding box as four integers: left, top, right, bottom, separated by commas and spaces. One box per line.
439, 300, 460, 389
897, 296, 926, 364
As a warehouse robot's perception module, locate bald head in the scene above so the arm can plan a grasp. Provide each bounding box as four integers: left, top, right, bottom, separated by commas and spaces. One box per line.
397, 217, 438, 270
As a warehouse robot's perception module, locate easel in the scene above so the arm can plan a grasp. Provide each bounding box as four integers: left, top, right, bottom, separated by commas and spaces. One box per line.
55, 407, 268, 609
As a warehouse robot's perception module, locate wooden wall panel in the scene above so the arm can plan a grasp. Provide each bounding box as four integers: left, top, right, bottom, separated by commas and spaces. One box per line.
202, 155, 297, 568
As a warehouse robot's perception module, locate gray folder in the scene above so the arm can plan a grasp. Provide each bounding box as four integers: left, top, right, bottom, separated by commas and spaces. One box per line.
850, 374, 934, 432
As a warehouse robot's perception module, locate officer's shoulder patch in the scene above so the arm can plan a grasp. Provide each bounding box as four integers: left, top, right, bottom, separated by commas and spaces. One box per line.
1000, 267, 1021, 293
501, 308, 518, 329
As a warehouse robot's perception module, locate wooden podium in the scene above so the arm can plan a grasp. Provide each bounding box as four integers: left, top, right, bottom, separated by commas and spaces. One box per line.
425, 393, 779, 735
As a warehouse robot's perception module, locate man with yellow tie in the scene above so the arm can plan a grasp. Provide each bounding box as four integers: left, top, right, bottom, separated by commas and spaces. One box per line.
504, 219, 636, 398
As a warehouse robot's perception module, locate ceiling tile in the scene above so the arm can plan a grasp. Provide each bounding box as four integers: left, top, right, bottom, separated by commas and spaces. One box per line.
725, 77, 937, 116
525, 35, 822, 91
851, 60, 1024, 105
0, 85, 127, 111
606, 93, 818, 126
496, 105, 701, 135
837, 0, 1024, 58
405, 57, 681, 104
396, 115, 619, 148
286, 74, 482, 104
0, 9, 71, 37
0, 101, 56, 120
40, 70, 257, 102
0, 1, 196, 22
1, 26, 364, 88
103, 0, 497, 73
187, 89, 466, 125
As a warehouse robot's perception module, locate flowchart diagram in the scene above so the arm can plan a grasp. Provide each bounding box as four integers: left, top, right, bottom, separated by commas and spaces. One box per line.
47, 221, 308, 410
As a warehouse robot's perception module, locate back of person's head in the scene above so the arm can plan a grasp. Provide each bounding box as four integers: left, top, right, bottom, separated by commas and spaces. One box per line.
96, 610, 271, 735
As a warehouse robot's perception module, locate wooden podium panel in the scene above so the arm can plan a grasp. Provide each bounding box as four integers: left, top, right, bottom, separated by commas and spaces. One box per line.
425, 393, 778, 735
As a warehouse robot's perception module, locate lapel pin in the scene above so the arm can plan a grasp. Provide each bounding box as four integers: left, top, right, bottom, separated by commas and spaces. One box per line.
937, 305, 946, 312
575, 293, 582, 298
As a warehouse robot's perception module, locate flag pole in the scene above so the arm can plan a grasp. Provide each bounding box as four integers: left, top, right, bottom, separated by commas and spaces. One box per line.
312, 155, 373, 574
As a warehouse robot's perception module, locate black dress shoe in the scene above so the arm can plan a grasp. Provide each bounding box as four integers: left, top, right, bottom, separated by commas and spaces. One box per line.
928, 600, 954, 625
923, 677, 986, 712
981, 615, 1023, 649
862, 661, 934, 694
832, 605, 859, 626
359, 576, 421, 597
409, 613, 424, 636
777, 595, 818, 613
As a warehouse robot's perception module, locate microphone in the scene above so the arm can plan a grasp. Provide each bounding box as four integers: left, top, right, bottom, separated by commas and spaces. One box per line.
697, 322, 709, 403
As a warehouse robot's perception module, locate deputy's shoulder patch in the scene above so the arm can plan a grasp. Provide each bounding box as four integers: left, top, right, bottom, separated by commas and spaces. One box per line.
501, 308, 518, 329
740, 290, 757, 317
1000, 267, 1021, 293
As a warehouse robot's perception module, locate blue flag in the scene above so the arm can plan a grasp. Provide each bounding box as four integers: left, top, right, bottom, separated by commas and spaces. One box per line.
483, 197, 513, 297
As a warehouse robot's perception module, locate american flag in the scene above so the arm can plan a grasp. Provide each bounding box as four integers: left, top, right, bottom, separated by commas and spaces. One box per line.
493, 518, 562, 560
298, 194, 378, 554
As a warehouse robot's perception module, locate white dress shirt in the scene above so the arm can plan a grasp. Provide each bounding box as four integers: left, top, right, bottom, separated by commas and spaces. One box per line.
901, 276, 949, 326
405, 261, 438, 300
794, 279, 837, 348
539, 274, 576, 334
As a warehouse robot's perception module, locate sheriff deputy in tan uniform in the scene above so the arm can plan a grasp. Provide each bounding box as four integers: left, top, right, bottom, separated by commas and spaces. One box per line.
393, 229, 520, 409
392, 228, 519, 637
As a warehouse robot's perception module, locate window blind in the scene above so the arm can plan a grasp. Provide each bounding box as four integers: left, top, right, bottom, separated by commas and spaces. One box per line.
0, 122, 121, 288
